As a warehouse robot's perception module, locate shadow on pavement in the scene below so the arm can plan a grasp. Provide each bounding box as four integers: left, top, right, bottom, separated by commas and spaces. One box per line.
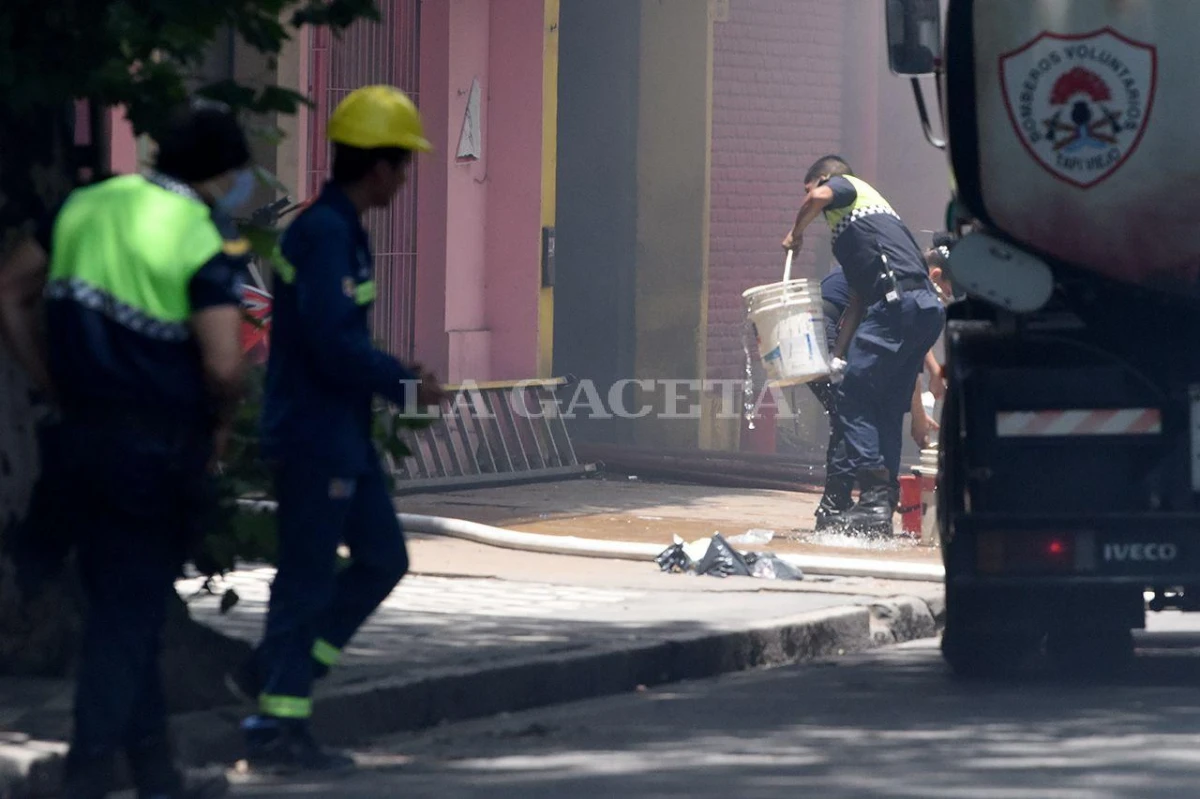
232, 634, 1200, 798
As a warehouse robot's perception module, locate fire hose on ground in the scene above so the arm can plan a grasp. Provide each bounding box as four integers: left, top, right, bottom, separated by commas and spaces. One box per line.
235, 499, 945, 583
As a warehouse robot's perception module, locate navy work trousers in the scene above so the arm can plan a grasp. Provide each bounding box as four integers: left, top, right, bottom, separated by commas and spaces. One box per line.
256, 455, 408, 717
61, 417, 211, 794
831, 289, 945, 482
808, 375, 843, 480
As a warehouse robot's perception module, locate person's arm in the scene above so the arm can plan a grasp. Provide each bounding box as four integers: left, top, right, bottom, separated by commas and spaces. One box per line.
188, 250, 251, 467
925, 349, 946, 399
192, 305, 245, 452
910, 378, 939, 448
782, 176, 858, 251
289, 217, 418, 407
0, 237, 54, 396
831, 291, 865, 360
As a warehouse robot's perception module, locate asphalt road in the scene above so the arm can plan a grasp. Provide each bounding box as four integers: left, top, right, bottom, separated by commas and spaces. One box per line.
230, 613, 1200, 799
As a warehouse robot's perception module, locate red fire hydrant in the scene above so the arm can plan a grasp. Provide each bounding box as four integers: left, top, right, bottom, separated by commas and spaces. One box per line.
898, 473, 923, 537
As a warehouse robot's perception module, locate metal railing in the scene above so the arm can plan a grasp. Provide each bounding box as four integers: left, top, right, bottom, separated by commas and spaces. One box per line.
389, 377, 594, 494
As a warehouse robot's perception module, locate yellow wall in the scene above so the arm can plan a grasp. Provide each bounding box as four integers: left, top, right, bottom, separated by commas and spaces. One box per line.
632, 0, 714, 449
538, 0, 560, 378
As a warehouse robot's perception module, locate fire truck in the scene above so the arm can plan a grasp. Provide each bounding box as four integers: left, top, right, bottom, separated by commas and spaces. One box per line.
887, 0, 1200, 675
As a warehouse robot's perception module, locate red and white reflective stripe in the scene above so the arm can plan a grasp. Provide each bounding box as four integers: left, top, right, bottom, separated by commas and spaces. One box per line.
996, 409, 1162, 438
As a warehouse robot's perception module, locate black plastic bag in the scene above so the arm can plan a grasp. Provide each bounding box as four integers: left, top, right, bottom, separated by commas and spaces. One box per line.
744, 552, 804, 581
655, 542, 693, 574
694, 533, 753, 578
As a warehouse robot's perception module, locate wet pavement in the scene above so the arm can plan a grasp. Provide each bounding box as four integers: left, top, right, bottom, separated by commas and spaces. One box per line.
398, 477, 941, 565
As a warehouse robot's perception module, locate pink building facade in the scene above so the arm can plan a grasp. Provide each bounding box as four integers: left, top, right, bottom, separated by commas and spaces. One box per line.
91, 0, 950, 451
283, 0, 554, 386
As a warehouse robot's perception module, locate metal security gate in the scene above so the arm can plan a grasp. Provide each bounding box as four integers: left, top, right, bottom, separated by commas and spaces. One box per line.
387, 379, 595, 495
308, 0, 421, 358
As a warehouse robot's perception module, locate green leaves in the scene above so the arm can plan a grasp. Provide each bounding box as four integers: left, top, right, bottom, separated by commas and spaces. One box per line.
291, 0, 381, 30
0, 0, 380, 137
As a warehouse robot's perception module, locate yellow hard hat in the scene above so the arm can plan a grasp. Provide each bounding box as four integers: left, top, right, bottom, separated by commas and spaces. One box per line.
327, 85, 433, 153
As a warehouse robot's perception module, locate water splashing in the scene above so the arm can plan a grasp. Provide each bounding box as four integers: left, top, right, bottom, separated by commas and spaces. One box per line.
742, 319, 758, 430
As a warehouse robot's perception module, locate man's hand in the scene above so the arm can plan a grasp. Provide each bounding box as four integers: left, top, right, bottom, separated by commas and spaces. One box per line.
828, 357, 848, 385
911, 412, 940, 449
411, 364, 448, 410
781, 231, 802, 253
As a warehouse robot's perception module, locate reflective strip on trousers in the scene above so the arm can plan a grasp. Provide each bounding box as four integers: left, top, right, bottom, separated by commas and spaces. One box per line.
312, 638, 342, 668
259, 694, 313, 719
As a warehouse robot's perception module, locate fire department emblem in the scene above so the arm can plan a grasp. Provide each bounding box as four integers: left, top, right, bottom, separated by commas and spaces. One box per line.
1000, 28, 1157, 189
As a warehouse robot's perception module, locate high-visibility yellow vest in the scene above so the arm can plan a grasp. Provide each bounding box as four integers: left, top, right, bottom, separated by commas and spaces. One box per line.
821, 175, 902, 244
47, 175, 224, 340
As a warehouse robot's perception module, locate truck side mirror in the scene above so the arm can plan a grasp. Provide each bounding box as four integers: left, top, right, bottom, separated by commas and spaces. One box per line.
886, 0, 941, 76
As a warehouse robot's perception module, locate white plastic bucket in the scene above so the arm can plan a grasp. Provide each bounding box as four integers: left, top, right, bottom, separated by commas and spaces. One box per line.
742, 278, 831, 387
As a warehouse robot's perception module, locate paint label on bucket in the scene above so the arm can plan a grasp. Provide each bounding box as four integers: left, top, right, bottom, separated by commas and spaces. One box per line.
776, 314, 829, 381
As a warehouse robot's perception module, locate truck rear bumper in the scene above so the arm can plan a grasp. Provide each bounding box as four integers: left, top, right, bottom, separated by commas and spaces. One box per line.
947, 512, 1200, 588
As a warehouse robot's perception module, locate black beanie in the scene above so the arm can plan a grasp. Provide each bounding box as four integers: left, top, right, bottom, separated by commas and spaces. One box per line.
932, 231, 957, 251
154, 102, 251, 183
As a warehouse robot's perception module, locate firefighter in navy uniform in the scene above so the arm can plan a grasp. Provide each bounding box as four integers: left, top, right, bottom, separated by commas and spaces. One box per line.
233, 85, 445, 774
41, 104, 253, 798
784, 155, 945, 537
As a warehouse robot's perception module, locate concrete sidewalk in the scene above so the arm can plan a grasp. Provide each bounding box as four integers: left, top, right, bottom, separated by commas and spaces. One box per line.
0, 479, 945, 795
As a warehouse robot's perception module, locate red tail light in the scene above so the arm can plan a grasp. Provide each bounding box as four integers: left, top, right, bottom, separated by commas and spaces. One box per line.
978, 531, 1096, 574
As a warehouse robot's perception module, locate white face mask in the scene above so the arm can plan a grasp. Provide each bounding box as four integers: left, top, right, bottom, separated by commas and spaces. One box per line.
215, 169, 255, 214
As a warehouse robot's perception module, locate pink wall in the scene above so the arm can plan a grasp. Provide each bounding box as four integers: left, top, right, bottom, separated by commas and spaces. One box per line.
416, 0, 452, 379
108, 110, 139, 174
484, 0, 544, 380
418, 0, 491, 383
415, 0, 547, 384
443, 0, 492, 383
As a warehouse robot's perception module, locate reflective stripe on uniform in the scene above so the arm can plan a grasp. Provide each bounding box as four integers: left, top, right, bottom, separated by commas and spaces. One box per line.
312, 638, 342, 668
354, 280, 376, 306
270, 245, 297, 284
44, 278, 191, 342
822, 176, 901, 244
259, 694, 313, 719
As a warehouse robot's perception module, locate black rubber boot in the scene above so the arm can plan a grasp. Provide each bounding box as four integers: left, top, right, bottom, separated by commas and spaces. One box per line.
814, 475, 855, 532
242, 716, 356, 776
840, 468, 895, 538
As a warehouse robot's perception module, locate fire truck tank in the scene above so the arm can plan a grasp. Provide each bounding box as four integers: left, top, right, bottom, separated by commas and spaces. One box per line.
963, 0, 1200, 297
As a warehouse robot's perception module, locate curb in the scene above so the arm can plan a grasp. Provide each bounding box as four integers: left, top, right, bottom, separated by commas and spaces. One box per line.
0, 595, 946, 793
172, 596, 943, 767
